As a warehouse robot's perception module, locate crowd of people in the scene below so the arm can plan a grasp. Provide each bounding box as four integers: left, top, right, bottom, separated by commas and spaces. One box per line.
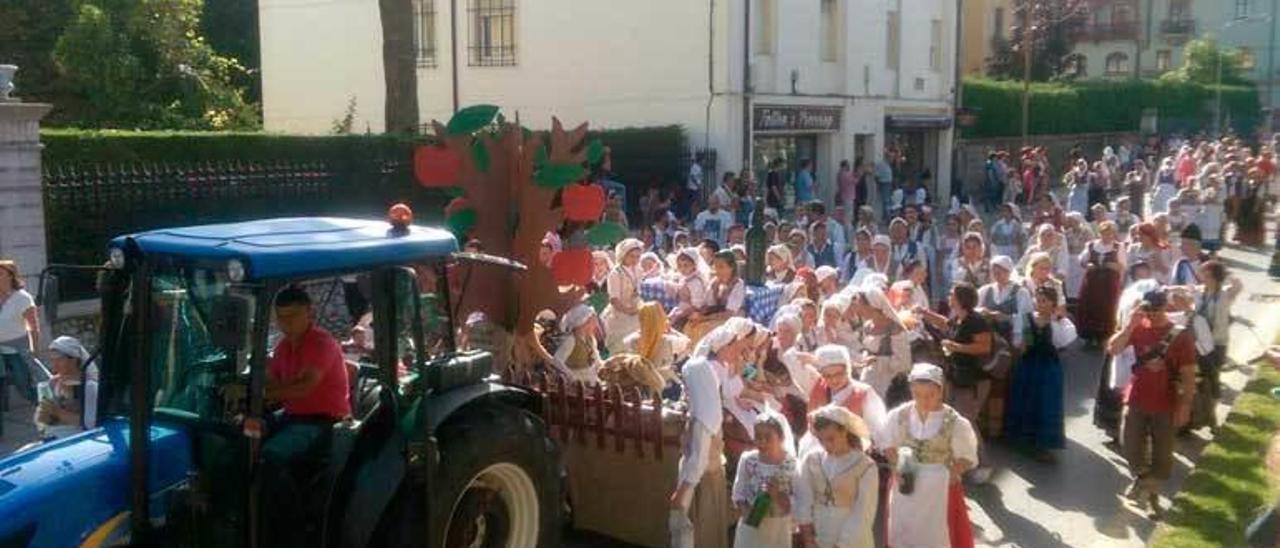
522, 134, 1279, 547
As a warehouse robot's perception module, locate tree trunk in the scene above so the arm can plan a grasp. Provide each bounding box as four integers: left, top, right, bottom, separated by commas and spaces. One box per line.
378, 0, 419, 134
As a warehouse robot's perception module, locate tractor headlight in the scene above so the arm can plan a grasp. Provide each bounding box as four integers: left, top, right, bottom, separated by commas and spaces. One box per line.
227, 259, 246, 282
108, 248, 126, 269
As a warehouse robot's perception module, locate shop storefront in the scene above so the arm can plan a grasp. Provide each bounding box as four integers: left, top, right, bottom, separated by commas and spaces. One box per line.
885, 113, 952, 199
751, 104, 842, 208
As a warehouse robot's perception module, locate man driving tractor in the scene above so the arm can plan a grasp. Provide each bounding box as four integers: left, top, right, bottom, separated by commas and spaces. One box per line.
261, 286, 352, 544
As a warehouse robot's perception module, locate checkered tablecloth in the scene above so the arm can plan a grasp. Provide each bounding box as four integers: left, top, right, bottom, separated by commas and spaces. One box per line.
639, 280, 783, 326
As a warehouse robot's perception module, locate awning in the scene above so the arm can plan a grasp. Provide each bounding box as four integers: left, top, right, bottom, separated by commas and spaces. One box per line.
885, 114, 952, 130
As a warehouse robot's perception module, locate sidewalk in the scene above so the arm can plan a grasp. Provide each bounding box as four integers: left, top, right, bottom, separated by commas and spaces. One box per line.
0, 398, 37, 454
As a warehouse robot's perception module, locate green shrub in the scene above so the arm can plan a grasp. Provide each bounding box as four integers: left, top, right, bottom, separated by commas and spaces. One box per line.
962, 78, 1261, 138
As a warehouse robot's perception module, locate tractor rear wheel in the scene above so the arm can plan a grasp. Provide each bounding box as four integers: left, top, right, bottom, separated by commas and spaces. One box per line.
433, 403, 560, 548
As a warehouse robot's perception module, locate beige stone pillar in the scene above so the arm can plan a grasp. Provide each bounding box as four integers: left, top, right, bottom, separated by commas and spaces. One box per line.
0, 102, 53, 289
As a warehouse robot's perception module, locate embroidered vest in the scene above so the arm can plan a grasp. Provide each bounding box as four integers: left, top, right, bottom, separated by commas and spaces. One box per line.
897, 406, 959, 466
804, 453, 875, 509
565, 335, 596, 371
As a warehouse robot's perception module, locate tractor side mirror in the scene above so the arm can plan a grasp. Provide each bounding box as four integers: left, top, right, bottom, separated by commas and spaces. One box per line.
39, 273, 60, 326
209, 295, 251, 351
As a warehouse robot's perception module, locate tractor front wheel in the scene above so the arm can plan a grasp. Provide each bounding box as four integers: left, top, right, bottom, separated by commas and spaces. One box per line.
433, 403, 560, 548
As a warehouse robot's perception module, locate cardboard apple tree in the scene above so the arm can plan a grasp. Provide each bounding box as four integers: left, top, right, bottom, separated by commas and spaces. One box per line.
412, 105, 625, 367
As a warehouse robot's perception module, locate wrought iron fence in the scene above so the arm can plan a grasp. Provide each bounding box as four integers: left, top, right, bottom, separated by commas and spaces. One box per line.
43, 156, 443, 299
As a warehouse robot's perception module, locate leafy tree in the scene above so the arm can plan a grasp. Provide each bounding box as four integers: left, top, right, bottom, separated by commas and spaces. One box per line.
52, 0, 258, 130
0, 0, 77, 119
986, 0, 1090, 82
1159, 37, 1251, 86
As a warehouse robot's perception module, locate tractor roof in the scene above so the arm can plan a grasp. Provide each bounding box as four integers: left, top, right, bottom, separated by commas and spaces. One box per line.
110, 217, 458, 280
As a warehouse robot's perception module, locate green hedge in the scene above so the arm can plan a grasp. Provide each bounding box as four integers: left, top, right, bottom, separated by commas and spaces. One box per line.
961, 78, 1261, 138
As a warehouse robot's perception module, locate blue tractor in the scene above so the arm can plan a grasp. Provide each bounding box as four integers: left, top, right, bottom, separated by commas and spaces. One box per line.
0, 214, 561, 547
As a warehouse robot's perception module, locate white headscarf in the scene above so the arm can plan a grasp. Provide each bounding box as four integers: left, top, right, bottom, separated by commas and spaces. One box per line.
773, 312, 802, 334
810, 404, 871, 444
767, 244, 793, 268
614, 238, 644, 265
860, 272, 890, 293
559, 303, 595, 333
49, 336, 89, 362
691, 317, 755, 359
860, 286, 906, 330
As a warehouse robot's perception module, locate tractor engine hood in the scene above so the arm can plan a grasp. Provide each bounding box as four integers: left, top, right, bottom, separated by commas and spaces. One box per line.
0, 418, 193, 547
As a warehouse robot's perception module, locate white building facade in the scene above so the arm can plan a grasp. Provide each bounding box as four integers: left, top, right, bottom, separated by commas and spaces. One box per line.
259, 0, 959, 207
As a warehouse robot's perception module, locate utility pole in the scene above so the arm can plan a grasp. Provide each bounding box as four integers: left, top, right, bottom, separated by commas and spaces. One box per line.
742, 0, 752, 174
1021, 3, 1032, 149
450, 0, 459, 114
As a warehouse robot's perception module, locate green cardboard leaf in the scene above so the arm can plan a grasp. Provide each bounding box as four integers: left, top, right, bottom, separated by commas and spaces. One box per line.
471, 138, 491, 172
446, 104, 500, 135
533, 144, 549, 169
446, 208, 478, 236
586, 222, 627, 247
534, 162, 586, 189
441, 186, 465, 198
586, 139, 605, 164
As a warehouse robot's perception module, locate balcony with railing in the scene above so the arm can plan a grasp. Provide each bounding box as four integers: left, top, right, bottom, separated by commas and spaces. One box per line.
1160, 19, 1196, 43
1083, 21, 1140, 42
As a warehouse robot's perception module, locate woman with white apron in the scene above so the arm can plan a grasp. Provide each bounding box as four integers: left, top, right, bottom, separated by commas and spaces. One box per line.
550, 304, 603, 385
602, 238, 645, 355
881, 363, 980, 548
670, 318, 756, 548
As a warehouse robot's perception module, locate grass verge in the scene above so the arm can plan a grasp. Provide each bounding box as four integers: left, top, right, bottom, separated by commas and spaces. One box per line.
1150, 364, 1280, 548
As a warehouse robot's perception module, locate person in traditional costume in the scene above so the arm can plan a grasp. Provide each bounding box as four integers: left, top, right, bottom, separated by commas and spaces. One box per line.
767, 244, 797, 286
853, 235, 894, 288
1128, 222, 1170, 284
1065, 159, 1091, 216
765, 313, 819, 434
816, 266, 841, 301
669, 248, 709, 329
1093, 278, 1159, 443
591, 250, 613, 290
1022, 252, 1066, 312
1062, 212, 1094, 301
622, 301, 691, 392
1003, 284, 1078, 462
669, 318, 756, 548
880, 363, 980, 548
989, 203, 1026, 260
1150, 158, 1178, 215
801, 345, 889, 450
932, 215, 963, 307
1017, 224, 1070, 284
948, 232, 990, 289
603, 238, 645, 355
789, 229, 817, 270
1234, 169, 1268, 246
1077, 221, 1127, 345
976, 255, 1032, 349
639, 251, 666, 281
889, 217, 926, 282
550, 303, 603, 384
1181, 261, 1242, 434
732, 409, 800, 548
794, 405, 880, 548
840, 229, 874, 286
819, 294, 860, 351
683, 250, 747, 345
852, 287, 912, 405
1171, 224, 1208, 286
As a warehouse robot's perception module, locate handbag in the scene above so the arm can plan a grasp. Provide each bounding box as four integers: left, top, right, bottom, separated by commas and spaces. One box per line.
982, 332, 1014, 381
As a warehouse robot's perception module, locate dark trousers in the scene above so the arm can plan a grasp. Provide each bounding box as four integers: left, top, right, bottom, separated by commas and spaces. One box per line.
1, 347, 38, 405
260, 416, 334, 545
1123, 407, 1174, 484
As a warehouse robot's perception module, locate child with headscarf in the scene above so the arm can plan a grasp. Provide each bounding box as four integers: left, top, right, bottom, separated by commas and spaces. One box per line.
731, 408, 800, 547
670, 248, 708, 329
639, 251, 666, 280
793, 405, 880, 548
682, 251, 746, 346
603, 238, 646, 355
853, 287, 913, 405
766, 244, 796, 286
550, 304, 603, 384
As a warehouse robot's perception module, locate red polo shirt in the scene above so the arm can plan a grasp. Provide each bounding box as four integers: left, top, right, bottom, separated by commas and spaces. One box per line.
1124, 321, 1196, 414
269, 325, 351, 419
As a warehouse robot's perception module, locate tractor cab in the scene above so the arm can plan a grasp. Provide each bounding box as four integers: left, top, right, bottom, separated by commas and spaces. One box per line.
0, 213, 560, 548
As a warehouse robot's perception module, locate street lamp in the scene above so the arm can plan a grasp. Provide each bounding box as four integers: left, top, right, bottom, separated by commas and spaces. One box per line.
1216, 14, 1271, 136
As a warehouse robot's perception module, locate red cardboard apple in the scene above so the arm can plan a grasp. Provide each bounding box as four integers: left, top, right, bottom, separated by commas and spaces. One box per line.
562, 183, 606, 222
414, 145, 462, 187
551, 248, 593, 287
